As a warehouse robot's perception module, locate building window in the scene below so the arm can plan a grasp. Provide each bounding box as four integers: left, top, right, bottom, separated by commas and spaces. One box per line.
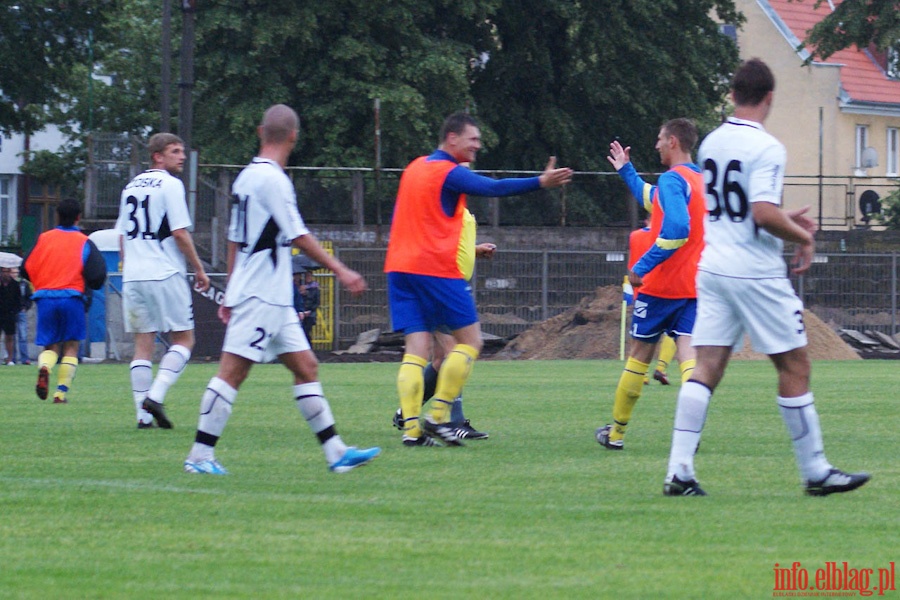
0, 176, 10, 241
855, 125, 870, 175
719, 24, 737, 42
887, 128, 899, 177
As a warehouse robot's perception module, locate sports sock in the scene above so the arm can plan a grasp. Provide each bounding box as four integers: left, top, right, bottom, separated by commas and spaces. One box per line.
38, 349, 58, 371
450, 397, 465, 423
148, 344, 191, 404
295, 381, 347, 465
679, 358, 696, 384
610, 357, 649, 442
428, 362, 465, 422
667, 380, 711, 481
189, 377, 236, 462
422, 362, 438, 405
430, 344, 479, 423
398, 354, 427, 438
657, 335, 676, 375
777, 393, 832, 483
54, 356, 78, 401
130, 359, 154, 423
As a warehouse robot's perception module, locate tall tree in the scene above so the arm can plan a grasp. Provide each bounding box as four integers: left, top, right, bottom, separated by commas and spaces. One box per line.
473, 0, 742, 172
470, 0, 742, 224
192, 0, 500, 167
800, 0, 900, 62
53, 0, 165, 137
0, 0, 113, 136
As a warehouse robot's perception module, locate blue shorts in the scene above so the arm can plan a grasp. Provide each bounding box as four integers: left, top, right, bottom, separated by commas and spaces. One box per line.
387, 272, 478, 335
631, 294, 696, 344
35, 297, 86, 346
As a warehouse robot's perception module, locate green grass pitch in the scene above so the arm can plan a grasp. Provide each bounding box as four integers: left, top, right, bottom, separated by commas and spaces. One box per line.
0, 359, 895, 598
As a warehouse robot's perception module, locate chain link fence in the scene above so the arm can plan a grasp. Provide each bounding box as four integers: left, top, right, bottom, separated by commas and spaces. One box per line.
88, 249, 897, 360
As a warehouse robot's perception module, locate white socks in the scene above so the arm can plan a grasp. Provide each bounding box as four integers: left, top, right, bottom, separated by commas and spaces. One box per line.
667, 381, 711, 481
295, 382, 346, 465
130, 359, 153, 424
188, 377, 236, 463
666, 385, 832, 484
777, 393, 831, 482
148, 344, 191, 403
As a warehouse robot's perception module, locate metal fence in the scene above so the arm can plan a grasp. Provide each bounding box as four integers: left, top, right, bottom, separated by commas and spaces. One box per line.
91, 249, 897, 359
333, 248, 899, 347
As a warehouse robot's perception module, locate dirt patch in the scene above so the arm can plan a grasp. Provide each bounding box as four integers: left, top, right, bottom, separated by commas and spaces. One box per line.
495, 285, 861, 361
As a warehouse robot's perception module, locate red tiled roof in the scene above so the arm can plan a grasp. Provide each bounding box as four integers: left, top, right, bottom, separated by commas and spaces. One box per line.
765, 0, 900, 105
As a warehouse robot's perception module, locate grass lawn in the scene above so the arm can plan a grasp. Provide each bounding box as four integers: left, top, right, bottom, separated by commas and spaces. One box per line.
0, 359, 896, 599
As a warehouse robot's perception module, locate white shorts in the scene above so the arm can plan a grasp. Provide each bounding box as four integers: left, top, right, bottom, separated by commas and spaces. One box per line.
692, 270, 807, 355
123, 275, 194, 333
222, 298, 309, 363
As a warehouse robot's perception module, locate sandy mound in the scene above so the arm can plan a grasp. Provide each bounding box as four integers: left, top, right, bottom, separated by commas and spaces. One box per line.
496, 285, 860, 361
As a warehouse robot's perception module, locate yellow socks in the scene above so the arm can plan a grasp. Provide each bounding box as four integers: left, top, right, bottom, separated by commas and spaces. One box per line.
656, 335, 676, 374
679, 358, 696, 384
397, 354, 427, 438
611, 357, 649, 442
430, 344, 479, 423
53, 356, 78, 402
38, 349, 58, 371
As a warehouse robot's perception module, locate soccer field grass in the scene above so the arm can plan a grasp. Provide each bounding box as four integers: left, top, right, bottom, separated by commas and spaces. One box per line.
0, 359, 895, 599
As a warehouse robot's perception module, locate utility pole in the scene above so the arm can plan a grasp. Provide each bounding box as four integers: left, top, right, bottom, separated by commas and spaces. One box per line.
178, 0, 196, 153
161, 0, 172, 132
178, 0, 197, 221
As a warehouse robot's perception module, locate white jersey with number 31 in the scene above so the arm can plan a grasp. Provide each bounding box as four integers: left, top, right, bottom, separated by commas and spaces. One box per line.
225, 158, 309, 308
115, 169, 192, 282
697, 117, 788, 279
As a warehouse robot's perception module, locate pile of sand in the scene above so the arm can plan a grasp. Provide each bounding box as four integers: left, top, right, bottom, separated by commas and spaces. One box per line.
495, 285, 860, 361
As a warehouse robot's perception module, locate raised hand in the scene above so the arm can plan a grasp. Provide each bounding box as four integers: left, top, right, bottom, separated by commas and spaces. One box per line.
538, 156, 573, 189
607, 140, 631, 171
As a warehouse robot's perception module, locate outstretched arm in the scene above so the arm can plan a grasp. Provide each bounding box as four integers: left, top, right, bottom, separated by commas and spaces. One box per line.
444, 158, 572, 197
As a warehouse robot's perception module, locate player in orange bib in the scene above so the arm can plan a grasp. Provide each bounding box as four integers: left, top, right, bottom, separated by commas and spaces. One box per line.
596, 118, 706, 451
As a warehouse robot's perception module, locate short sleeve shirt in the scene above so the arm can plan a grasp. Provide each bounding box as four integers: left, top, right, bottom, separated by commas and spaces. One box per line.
115, 169, 192, 282
225, 158, 309, 307
697, 117, 788, 278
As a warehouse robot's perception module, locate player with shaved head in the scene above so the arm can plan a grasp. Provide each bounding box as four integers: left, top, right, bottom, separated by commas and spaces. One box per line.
182, 104, 380, 475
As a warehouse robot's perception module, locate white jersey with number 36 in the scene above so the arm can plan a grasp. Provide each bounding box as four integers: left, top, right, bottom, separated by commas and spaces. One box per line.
225, 158, 309, 308
115, 169, 193, 282
697, 117, 788, 279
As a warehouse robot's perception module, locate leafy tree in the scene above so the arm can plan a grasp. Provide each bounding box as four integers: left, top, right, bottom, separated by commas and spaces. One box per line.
192, 0, 500, 167
0, 0, 113, 136
52, 0, 165, 138
799, 0, 900, 62
19, 149, 83, 194
471, 0, 742, 224
797, 0, 900, 230
877, 189, 900, 230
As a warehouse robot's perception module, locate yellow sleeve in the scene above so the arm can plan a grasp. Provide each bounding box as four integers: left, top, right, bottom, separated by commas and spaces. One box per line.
457, 209, 477, 281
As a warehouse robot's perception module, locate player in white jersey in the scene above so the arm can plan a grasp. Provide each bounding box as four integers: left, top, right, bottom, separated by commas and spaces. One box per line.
116, 133, 211, 429
182, 104, 380, 475
663, 58, 870, 497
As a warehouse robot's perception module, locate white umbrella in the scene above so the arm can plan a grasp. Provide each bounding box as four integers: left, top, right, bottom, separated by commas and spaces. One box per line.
0, 251, 23, 268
